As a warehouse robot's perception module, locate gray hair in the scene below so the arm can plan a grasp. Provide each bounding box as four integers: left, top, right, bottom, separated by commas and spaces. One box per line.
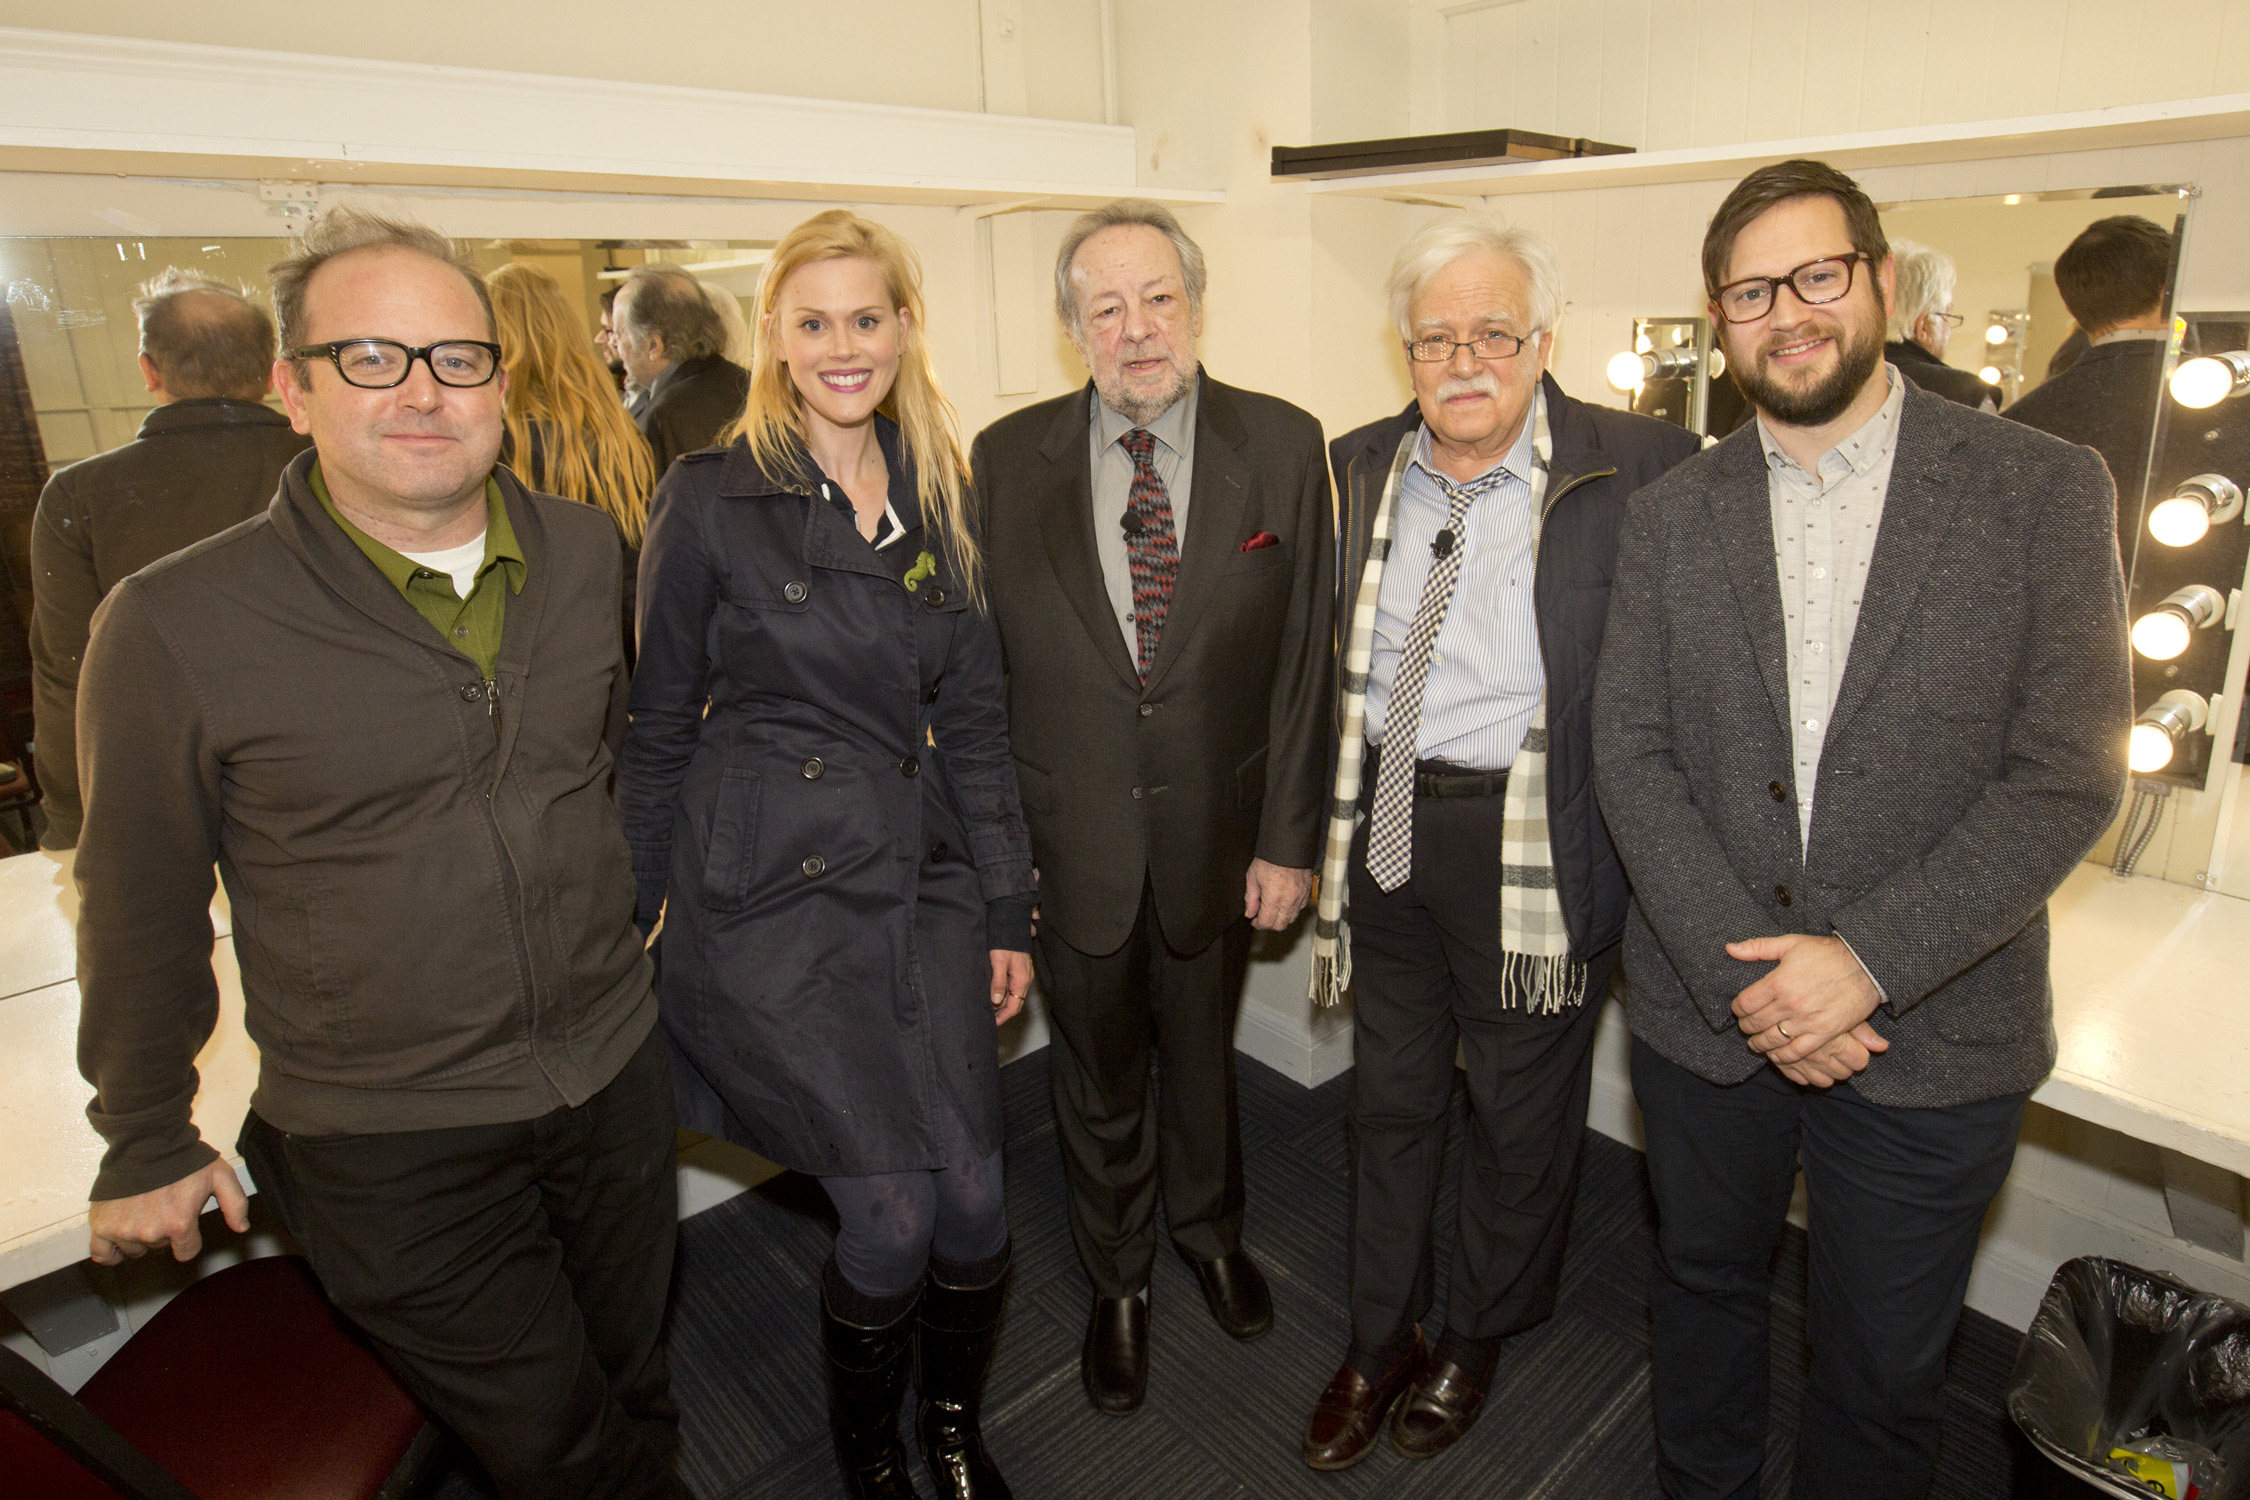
1386, 211, 1563, 340
134, 269, 276, 401
1886, 239, 1957, 342
268, 205, 494, 387
617, 264, 728, 363
1053, 198, 1208, 340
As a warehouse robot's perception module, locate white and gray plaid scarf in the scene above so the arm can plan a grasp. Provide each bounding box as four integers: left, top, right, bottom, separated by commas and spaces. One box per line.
1310, 389, 1586, 1015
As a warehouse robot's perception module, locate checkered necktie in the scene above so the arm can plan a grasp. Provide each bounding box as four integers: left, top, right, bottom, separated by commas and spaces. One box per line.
1120, 428, 1180, 680
1364, 466, 1509, 891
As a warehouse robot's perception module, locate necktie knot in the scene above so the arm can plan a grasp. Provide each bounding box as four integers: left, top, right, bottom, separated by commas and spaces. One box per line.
1121, 427, 1157, 469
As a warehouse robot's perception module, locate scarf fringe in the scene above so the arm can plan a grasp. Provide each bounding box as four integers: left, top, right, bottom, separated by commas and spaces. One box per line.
1310, 922, 1352, 1007
1501, 951, 1587, 1015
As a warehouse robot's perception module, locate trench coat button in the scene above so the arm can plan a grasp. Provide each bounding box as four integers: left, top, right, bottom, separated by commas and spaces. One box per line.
900, 755, 920, 777
929, 842, 948, 863
1131, 786, 1143, 800
801, 757, 824, 780
802, 855, 827, 878
1139, 703, 1154, 717
1768, 780, 1787, 802
926, 587, 947, 607
459, 683, 483, 702
1773, 884, 1792, 906
783, 580, 807, 603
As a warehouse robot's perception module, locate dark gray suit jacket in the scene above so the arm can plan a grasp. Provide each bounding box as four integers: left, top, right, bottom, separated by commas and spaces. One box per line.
971, 372, 1334, 958
1593, 382, 2130, 1108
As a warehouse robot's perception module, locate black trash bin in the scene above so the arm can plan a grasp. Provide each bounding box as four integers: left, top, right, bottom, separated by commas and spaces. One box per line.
2008, 1257, 2250, 1498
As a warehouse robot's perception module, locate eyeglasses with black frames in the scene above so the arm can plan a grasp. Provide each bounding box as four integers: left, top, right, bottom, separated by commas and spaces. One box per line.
1712, 254, 1871, 324
1404, 331, 1533, 363
285, 339, 503, 389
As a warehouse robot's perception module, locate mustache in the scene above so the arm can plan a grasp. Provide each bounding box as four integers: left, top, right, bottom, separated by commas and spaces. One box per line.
1432, 372, 1503, 402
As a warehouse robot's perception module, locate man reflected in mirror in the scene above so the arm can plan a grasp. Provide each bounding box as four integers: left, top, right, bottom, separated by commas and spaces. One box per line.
27, 270, 308, 848
612, 262, 749, 479
1881, 240, 1996, 412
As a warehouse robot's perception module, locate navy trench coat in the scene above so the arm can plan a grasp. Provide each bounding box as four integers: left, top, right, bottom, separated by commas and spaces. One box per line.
615, 420, 1035, 1177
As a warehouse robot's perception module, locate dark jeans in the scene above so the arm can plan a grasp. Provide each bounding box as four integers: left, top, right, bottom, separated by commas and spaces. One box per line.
1344, 788, 1615, 1366
240, 1024, 684, 1500
1631, 1038, 2026, 1500
1034, 882, 1252, 1297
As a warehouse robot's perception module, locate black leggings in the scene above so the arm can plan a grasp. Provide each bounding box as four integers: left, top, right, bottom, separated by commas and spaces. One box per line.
819, 1093, 1008, 1301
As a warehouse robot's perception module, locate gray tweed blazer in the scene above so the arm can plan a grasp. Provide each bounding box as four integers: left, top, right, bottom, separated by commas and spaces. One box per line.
1593, 380, 2130, 1108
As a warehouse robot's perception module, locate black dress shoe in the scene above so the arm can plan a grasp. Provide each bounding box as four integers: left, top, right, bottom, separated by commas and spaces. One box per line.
1302, 1330, 1427, 1471
1183, 1248, 1272, 1340
1390, 1357, 1490, 1460
1081, 1294, 1148, 1415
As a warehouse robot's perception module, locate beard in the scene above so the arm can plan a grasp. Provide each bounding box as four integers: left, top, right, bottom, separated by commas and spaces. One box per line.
1094, 346, 1196, 425
1727, 304, 1886, 427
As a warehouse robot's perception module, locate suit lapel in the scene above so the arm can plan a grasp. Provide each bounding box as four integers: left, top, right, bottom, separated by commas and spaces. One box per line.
1824, 391, 1962, 745
1703, 431, 1795, 740
1037, 384, 1141, 689
1144, 374, 1250, 691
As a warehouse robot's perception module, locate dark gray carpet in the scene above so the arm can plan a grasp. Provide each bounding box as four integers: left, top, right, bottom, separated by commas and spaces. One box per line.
436, 1046, 2099, 1499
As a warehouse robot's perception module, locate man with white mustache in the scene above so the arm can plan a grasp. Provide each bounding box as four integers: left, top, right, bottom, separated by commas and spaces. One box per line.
1301, 212, 1697, 1471
1595, 159, 2129, 1500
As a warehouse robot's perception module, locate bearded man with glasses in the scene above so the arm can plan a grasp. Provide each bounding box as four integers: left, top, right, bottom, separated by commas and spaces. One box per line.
72, 205, 687, 1499
1299, 212, 1697, 1472
1594, 159, 2129, 1500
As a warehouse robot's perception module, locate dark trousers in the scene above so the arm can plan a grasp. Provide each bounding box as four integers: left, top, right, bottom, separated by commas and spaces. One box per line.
240, 1025, 684, 1500
1034, 882, 1251, 1297
1631, 1038, 2027, 1500
1344, 789, 1615, 1364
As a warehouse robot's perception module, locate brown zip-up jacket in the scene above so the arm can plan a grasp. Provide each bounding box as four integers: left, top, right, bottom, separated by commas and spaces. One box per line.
76, 450, 654, 1201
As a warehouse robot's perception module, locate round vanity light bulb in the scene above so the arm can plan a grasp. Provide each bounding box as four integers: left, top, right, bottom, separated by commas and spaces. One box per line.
2171, 353, 2249, 409
1978, 365, 2003, 385
1985, 323, 2010, 346
2129, 722, 2178, 773
2132, 608, 2194, 660
2149, 494, 2213, 546
1607, 350, 1650, 392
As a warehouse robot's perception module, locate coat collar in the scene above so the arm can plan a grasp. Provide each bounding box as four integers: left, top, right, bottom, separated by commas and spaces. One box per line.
137, 397, 295, 440
1344, 373, 1614, 530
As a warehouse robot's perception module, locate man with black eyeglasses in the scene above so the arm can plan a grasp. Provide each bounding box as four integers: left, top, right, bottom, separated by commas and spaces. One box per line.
1594, 160, 2129, 1500
73, 206, 686, 1500
1298, 212, 1696, 1473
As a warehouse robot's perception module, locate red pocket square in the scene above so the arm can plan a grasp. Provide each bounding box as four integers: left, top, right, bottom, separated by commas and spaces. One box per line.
1239, 531, 1281, 552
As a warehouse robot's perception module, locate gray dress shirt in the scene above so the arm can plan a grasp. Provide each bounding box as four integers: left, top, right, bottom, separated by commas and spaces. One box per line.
1364, 416, 1543, 770
1088, 380, 1198, 653
1758, 364, 1905, 850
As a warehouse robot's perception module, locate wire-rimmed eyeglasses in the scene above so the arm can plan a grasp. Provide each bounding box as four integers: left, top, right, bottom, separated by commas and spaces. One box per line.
1712, 255, 1870, 324
286, 339, 503, 389
1404, 331, 1532, 363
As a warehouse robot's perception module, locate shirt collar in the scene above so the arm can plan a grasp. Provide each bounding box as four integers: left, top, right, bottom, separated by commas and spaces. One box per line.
1756, 362, 1905, 483
1093, 373, 1199, 459
310, 460, 525, 597
1409, 403, 1536, 490
2091, 326, 2170, 347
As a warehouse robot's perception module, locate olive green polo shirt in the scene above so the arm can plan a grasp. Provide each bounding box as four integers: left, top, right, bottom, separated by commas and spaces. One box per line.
310, 462, 525, 679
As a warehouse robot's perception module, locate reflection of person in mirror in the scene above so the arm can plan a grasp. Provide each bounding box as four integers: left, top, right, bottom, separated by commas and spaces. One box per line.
27, 269, 308, 849
2003, 214, 2176, 562
74, 205, 688, 1499
1595, 159, 2131, 1500
615, 209, 1033, 1500
611, 262, 750, 481
1881, 239, 1997, 412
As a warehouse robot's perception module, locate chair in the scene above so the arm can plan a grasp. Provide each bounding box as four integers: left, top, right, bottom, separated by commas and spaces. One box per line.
0, 1254, 446, 1499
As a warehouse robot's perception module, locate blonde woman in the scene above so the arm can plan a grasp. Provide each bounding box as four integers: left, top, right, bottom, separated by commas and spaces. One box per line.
615, 211, 1031, 1500
487, 262, 656, 651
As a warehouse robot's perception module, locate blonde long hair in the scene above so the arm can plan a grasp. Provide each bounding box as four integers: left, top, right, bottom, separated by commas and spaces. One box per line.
488, 262, 657, 544
731, 210, 981, 603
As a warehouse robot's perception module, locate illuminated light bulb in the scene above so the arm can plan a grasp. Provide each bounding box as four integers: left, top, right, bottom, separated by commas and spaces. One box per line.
2129, 689, 2211, 773
2130, 584, 2226, 660
1985, 323, 2010, 345
2149, 474, 2244, 546
2002, 193, 2023, 206
1979, 365, 2003, 385
1636, 332, 1654, 353
2170, 351, 2250, 409
2129, 722, 2177, 772
1607, 350, 1649, 391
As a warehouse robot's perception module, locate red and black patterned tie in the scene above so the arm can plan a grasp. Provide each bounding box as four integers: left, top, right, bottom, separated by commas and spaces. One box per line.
1119, 428, 1179, 681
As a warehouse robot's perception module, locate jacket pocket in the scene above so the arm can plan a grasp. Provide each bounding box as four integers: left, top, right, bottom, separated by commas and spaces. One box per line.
701, 767, 764, 910
1235, 744, 1269, 809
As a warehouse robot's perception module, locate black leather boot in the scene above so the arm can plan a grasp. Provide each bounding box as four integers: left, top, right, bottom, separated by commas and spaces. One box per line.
915, 1247, 1013, 1500
823, 1276, 923, 1500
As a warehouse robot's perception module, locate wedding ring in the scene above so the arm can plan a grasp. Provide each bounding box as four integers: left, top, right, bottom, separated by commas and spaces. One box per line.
1776, 1023, 1792, 1041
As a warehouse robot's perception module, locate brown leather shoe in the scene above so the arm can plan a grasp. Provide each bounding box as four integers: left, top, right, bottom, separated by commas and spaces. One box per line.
1390, 1356, 1489, 1459
1301, 1330, 1427, 1471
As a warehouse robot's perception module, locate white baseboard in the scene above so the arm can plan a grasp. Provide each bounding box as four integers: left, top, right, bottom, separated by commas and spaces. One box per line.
1233, 995, 1355, 1087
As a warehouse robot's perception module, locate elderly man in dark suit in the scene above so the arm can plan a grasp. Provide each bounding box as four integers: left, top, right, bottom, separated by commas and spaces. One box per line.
1595, 159, 2129, 1500
1880, 240, 1995, 412
971, 199, 1333, 1415
1299, 214, 1697, 1472
613, 263, 749, 476
29, 269, 309, 848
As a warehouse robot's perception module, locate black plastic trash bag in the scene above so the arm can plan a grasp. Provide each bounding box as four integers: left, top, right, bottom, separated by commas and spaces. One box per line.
2008, 1257, 2250, 1498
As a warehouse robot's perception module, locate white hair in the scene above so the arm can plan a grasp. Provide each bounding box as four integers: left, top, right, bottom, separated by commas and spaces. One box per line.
1886, 239, 1957, 342
1386, 212, 1563, 340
